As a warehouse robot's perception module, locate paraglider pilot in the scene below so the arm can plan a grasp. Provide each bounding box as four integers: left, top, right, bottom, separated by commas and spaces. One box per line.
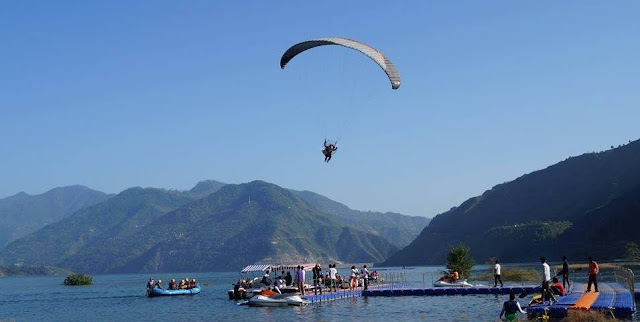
323, 140, 338, 163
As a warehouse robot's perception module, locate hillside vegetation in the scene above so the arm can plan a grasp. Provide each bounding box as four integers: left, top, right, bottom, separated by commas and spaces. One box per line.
385, 139, 640, 265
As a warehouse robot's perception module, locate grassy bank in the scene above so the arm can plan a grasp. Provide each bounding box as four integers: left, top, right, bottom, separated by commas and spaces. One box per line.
470, 267, 539, 282
562, 310, 616, 321
552, 262, 619, 271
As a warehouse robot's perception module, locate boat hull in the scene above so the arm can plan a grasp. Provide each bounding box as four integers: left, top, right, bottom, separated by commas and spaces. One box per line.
432, 280, 473, 288
248, 295, 308, 307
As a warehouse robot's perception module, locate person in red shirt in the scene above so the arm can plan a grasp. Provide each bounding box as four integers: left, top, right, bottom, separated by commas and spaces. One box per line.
587, 256, 599, 292
551, 277, 565, 296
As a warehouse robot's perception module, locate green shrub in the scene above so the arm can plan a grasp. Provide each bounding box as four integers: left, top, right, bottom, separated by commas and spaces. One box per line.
624, 242, 640, 261
446, 243, 475, 279
64, 273, 93, 285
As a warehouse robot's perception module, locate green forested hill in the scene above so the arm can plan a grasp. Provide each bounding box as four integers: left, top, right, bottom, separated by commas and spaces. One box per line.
1, 181, 399, 273
293, 190, 430, 248
384, 139, 640, 266
0, 187, 195, 267
0, 185, 111, 247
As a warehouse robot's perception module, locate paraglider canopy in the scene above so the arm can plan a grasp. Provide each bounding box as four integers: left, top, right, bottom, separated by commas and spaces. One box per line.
280, 37, 401, 90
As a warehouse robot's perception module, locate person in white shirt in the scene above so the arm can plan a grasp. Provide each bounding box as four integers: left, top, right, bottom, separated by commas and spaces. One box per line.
362, 265, 370, 290
494, 260, 504, 287
350, 265, 359, 290
329, 264, 338, 292
540, 257, 556, 304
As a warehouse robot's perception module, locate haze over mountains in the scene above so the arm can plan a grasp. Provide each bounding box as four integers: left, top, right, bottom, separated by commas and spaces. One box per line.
4, 137, 639, 273
0, 186, 111, 247
385, 138, 640, 266
0, 180, 429, 273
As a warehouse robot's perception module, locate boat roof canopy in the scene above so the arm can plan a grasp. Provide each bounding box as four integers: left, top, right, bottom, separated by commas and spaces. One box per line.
241, 264, 271, 273
240, 264, 315, 273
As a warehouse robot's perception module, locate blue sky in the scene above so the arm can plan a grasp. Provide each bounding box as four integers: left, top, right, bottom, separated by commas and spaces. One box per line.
1, 1, 639, 217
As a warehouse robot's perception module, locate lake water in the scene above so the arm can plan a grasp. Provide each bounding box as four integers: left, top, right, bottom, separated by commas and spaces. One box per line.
0, 266, 637, 321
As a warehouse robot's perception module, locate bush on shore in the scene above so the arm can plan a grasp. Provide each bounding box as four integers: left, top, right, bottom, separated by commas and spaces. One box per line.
63, 273, 93, 286
470, 267, 539, 282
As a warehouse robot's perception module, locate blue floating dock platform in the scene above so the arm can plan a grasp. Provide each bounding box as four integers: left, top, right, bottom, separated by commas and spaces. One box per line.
301, 289, 363, 303
526, 283, 635, 320
362, 285, 539, 297
360, 283, 634, 320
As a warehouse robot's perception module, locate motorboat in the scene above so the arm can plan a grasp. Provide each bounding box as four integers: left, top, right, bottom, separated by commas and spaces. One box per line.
228, 263, 315, 300
248, 294, 309, 307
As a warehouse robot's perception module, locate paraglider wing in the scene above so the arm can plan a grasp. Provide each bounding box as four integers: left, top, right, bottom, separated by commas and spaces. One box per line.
280, 37, 401, 90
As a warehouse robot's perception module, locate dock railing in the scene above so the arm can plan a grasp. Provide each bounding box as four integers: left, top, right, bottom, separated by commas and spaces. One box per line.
614, 265, 635, 309
614, 266, 635, 293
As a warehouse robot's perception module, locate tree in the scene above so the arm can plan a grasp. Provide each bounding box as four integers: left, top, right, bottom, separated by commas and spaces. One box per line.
446, 243, 475, 279
624, 242, 640, 261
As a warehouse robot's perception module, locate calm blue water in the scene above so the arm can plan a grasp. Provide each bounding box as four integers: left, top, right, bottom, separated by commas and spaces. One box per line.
0, 266, 636, 321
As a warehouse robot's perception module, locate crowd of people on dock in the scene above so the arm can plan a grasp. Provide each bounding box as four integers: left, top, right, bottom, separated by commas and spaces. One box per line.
146, 277, 199, 291
233, 263, 380, 298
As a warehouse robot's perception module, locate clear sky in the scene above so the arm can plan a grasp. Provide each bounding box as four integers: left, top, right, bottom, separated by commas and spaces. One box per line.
1, 1, 639, 217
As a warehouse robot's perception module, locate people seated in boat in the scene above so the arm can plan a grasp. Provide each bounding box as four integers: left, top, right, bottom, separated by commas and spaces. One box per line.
155, 280, 163, 289
284, 272, 293, 286
271, 280, 283, 294
179, 279, 186, 289
551, 277, 565, 296
168, 279, 177, 290
190, 279, 197, 288
261, 270, 272, 286
233, 280, 246, 299
451, 271, 459, 281
499, 292, 526, 322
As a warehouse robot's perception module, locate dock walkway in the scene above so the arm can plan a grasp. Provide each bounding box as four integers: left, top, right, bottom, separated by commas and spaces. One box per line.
525, 283, 635, 319
363, 285, 538, 297
359, 282, 634, 319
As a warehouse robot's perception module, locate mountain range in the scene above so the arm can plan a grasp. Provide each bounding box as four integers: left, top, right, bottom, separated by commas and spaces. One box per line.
0, 180, 429, 273
385, 138, 640, 266
0, 185, 111, 247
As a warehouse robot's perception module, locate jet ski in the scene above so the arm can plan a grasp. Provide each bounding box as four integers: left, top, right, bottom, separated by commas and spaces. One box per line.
432, 279, 474, 287
248, 294, 309, 307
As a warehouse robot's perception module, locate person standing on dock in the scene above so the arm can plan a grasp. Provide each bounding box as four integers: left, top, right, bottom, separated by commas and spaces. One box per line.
554, 255, 571, 291
296, 266, 305, 294
499, 292, 526, 321
312, 264, 323, 295
350, 265, 359, 290
586, 257, 599, 292
363, 265, 370, 290
329, 264, 338, 292
540, 257, 556, 304
494, 260, 504, 287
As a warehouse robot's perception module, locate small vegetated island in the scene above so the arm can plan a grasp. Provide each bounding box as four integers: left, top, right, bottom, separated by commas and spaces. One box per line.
64, 273, 93, 286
